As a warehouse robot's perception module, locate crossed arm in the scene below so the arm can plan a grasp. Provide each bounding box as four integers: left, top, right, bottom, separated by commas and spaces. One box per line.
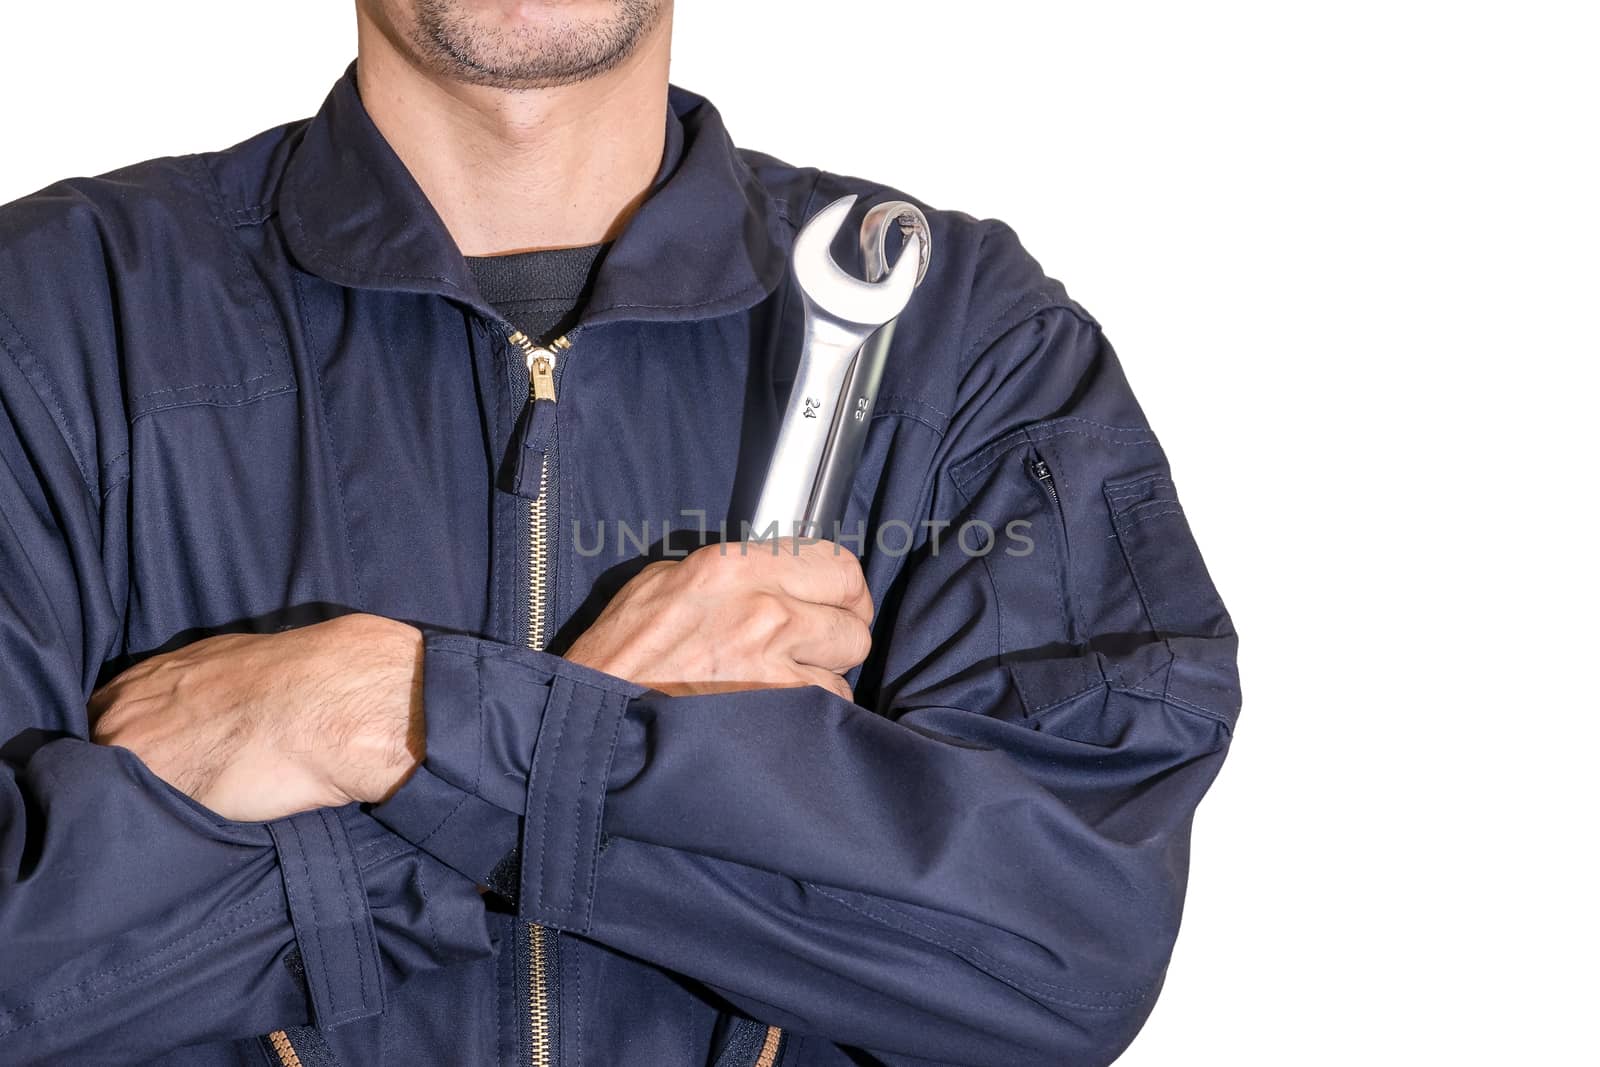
2, 298, 1238, 1065
87, 539, 872, 823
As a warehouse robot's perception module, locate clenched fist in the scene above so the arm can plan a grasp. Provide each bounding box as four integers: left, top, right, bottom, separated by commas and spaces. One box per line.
563, 536, 874, 700
90, 613, 425, 822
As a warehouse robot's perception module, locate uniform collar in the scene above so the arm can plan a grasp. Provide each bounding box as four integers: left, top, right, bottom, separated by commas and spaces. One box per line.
279, 62, 791, 327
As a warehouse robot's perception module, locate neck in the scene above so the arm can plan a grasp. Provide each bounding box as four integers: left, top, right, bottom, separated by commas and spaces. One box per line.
354, 9, 672, 257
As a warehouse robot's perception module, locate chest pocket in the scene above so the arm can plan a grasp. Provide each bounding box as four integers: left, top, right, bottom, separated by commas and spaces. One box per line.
124, 171, 296, 423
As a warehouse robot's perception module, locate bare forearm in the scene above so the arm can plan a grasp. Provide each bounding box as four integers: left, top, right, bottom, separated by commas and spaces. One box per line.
89, 612, 425, 821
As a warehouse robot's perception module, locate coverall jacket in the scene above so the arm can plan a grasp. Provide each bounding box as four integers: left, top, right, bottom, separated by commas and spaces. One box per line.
0, 64, 1241, 1066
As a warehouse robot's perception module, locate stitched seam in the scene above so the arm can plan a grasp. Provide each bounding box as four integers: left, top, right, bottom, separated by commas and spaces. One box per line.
145, 156, 286, 406
948, 471, 1008, 706
1105, 472, 1172, 493
803, 883, 1153, 1011
1119, 649, 1175, 694
411, 788, 473, 849
1107, 486, 1174, 507
414, 860, 443, 962
97, 446, 132, 501
869, 895, 1158, 1003
0, 898, 280, 1039
1101, 486, 1236, 733
1118, 507, 1185, 530
224, 203, 274, 227
563, 686, 605, 919
471, 648, 485, 794
292, 272, 365, 606
959, 288, 1053, 375
0, 885, 274, 1023
1113, 499, 1180, 519
1118, 684, 1235, 732
291, 202, 465, 287
867, 406, 945, 437
355, 838, 412, 871
316, 810, 369, 1017
535, 680, 573, 911
0, 305, 95, 492
573, 918, 584, 1067
873, 391, 949, 421
1037, 416, 1159, 439
1106, 486, 1174, 509
99, 475, 130, 500
955, 420, 1159, 490
126, 382, 296, 425
288, 818, 338, 1019
1012, 679, 1108, 720
426, 641, 645, 700
131, 372, 279, 399
580, 690, 629, 931
1030, 427, 1158, 446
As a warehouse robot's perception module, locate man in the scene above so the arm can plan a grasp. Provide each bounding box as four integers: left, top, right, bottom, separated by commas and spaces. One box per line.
0, 2, 1240, 1064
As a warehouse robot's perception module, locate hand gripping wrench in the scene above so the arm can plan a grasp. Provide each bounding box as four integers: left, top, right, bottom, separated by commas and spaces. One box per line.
750, 194, 931, 541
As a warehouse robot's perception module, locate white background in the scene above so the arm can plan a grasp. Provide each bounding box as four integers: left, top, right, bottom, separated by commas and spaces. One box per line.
3, 2, 1596, 1063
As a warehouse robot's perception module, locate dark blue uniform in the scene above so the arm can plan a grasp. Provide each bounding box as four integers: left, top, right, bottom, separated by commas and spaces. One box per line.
0, 64, 1240, 1066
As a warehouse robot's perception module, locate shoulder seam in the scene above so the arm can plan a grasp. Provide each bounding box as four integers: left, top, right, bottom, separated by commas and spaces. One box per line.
960, 292, 1103, 397
0, 305, 96, 496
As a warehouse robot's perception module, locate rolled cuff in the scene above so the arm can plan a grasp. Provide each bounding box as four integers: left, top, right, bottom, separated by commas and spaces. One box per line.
266, 809, 384, 1028
369, 628, 647, 934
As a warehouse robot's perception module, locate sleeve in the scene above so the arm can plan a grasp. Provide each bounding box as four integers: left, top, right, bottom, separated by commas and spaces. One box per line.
0, 315, 492, 1065
370, 281, 1242, 1062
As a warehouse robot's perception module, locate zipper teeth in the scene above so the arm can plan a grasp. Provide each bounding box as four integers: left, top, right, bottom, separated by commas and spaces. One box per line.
754, 1024, 783, 1067
509, 330, 566, 656
508, 327, 570, 1067
528, 483, 548, 651
267, 1030, 303, 1067
511, 326, 782, 1067
529, 923, 552, 1065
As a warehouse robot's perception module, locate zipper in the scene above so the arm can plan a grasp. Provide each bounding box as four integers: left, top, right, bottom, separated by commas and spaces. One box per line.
1029, 455, 1060, 507
505, 326, 573, 1067
508, 329, 571, 654
266, 1030, 302, 1067
1027, 450, 1084, 647
753, 1024, 783, 1067
266, 330, 575, 1067
506, 325, 786, 1067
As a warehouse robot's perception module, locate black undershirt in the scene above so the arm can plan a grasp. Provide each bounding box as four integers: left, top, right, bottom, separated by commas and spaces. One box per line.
465, 241, 610, 344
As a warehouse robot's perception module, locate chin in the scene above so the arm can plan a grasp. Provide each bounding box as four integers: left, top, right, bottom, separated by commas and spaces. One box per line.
392, 0, 666, 89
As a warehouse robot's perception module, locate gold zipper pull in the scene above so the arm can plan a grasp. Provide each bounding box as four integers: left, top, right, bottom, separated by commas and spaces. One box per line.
529, 353, 556, 402
508, 330, 571, 404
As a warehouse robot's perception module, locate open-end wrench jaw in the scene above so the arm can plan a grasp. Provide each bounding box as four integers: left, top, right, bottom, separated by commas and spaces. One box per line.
791, 194, 922, 328
750, 194, 930, 542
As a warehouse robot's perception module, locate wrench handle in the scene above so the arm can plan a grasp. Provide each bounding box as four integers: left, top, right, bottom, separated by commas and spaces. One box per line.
749, 311, 873, 539
804, 317, 897, 537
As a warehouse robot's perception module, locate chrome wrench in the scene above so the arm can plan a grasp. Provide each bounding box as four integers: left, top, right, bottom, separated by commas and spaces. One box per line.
751, 194, 930, 540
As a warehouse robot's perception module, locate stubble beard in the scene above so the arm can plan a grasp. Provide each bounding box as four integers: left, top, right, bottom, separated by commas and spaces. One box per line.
410, 0, 665, 89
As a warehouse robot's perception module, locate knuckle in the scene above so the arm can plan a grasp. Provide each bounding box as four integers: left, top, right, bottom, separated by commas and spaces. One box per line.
827, 536, 861, 563
680, 547, 728, 587
90, 710, 120, 742
641, 558, 677, 580
747, 589, 791, 632
846, 619, 873, 664
839, 553, 867, 590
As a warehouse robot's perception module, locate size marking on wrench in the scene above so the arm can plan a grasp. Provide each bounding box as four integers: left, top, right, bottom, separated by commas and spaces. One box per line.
751, 194, 931, 540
